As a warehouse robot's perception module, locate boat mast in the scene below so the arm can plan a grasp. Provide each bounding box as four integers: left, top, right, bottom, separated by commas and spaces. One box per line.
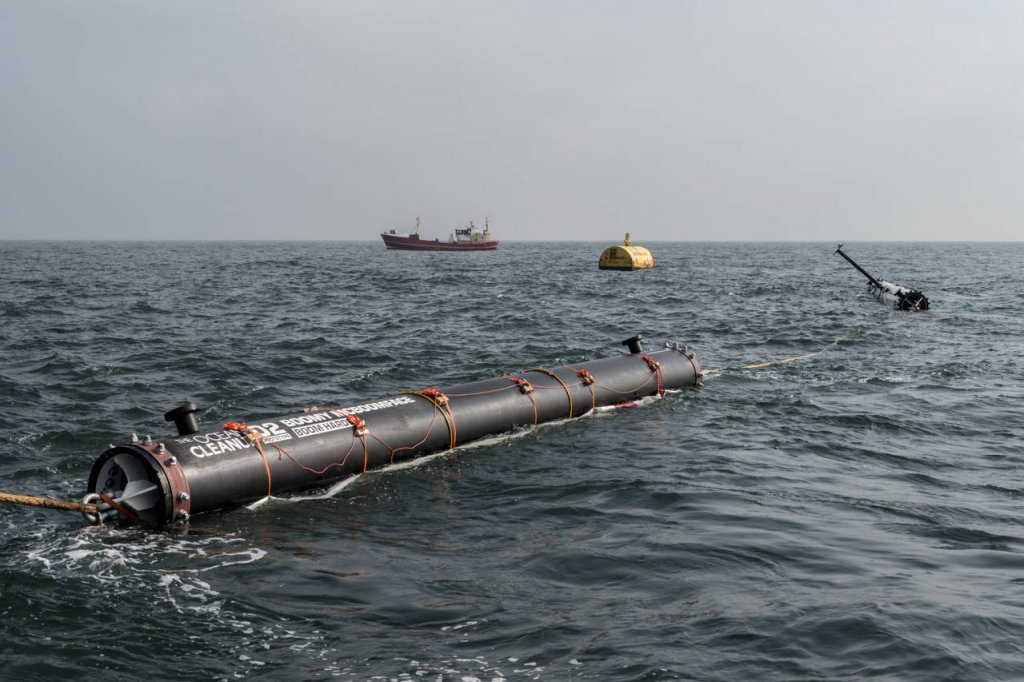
834, 244, 883, 289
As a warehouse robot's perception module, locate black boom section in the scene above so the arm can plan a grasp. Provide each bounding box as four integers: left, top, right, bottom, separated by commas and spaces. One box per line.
87, 343, 702, 525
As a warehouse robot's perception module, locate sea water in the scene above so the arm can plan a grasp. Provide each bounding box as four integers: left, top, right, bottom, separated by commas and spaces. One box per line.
1, 240, 1022, 680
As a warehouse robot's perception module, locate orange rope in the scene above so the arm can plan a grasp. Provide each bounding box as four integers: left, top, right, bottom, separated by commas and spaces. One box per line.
641, 355, 665, 398
244, 403, 449, 480
502, 376, 538, 425
270, 439, 357, 476
403, 388, 457, 449
98, 492, 141, 524
565, 363, 668, 398
225, 422, 273, 497
525, 368, 574, 418
380, 405, 440, 463
577, 370, 596, 411
344, 414, 371, 472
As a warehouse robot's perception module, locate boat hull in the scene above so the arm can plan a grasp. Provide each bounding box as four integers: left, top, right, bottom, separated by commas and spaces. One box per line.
381, 233, 499, 251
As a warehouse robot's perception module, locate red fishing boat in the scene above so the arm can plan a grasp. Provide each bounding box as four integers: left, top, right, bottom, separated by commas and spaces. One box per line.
381, 217, 499, 251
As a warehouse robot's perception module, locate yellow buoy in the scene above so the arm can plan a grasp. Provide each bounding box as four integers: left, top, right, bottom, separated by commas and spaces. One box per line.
598, 232, 655, 270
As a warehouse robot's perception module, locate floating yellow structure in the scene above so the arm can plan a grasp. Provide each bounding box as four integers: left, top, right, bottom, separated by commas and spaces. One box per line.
598, 233, 655, 270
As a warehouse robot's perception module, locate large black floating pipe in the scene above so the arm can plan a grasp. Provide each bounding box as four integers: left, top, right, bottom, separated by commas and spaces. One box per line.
834, 244, 929, 311
86, 340, 701, 525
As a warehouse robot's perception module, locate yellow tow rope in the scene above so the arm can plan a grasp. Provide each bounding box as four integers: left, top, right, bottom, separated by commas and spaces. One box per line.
703, 326, 864, 378
0, 490, 97, 514
741, 339, 842, 370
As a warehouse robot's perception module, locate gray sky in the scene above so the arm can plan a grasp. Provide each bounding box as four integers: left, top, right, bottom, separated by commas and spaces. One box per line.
2, 1, 1023, 241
